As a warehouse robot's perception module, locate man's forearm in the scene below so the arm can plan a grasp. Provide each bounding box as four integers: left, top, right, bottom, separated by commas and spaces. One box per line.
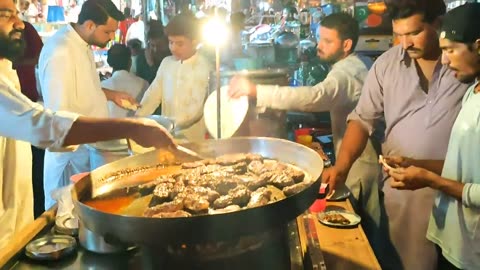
412, 160, 445, 175
63, 117, 139, 146
427, 171, 464, 201
335, 120, 370, 172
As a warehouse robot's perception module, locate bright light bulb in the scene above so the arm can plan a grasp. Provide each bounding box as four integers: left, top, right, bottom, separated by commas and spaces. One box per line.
202, 18, 229, 46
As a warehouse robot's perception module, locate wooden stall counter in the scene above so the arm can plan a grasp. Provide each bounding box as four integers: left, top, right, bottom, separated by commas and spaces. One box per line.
311, 200, 381, 270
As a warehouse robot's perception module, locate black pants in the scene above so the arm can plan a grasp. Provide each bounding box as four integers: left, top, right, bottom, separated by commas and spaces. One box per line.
436, 245, 462, 270
31, 145, 45, 218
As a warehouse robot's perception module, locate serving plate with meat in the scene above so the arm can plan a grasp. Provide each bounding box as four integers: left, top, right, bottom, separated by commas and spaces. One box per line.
72, 137, 324, 246
317, 210, 361, 228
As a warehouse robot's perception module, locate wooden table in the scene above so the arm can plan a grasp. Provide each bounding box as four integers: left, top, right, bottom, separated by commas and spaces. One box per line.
313, 200, 381, 270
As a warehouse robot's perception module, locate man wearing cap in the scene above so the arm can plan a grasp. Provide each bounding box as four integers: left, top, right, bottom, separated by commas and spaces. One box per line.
383, 3, 480, 269
38, 0, 138, 209
322, 0, 471, 269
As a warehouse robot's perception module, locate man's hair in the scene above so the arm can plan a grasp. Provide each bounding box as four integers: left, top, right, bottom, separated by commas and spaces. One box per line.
78, 0, 125, 25
107, 44, 131, 71
385, 0, 446, 23
164, 13, 199, 40
123, 7, 131, 17
127, 38, 142, 50
320, 13, 359, 53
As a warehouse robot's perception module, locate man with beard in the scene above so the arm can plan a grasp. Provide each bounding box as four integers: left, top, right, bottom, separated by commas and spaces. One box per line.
0, 0, 175, 248
228, 12, 380, 233
38, 0, 139, 209
382, 3, 480, 269
322, 0, 471, 269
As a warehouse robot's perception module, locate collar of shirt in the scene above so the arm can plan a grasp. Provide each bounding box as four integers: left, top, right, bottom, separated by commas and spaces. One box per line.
111, 70, 131, 78
0, 58, 12, 71
178, 52, 198, 65
66, 23, 89, 48
398, 47, 414, 67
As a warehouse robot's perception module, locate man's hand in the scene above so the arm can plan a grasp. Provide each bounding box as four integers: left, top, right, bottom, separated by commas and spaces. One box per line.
228, 75, 257, 98
321, 165, 348, 195
388, 166, 431, 190
129, 118, 176, 148
381, 155, 413, 169
103, 89, 140, 110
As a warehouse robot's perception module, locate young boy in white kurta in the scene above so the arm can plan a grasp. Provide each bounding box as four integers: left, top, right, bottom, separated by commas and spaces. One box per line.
135, 14, 211, 142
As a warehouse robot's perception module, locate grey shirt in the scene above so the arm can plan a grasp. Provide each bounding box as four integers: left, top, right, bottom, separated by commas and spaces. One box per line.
257, 53, 377, 161
347, 45, 470, 270
348, 45, 469, 159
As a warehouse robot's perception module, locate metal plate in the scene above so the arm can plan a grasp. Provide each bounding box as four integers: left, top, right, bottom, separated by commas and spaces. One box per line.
25, 235, 77, 261
317, 210, 361, 228
326, 185, 351, 202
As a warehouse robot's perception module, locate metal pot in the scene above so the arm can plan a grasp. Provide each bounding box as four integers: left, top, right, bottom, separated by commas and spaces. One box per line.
72, 137, 324, 246
87, 115, 175, 170
78, 221, 134, 253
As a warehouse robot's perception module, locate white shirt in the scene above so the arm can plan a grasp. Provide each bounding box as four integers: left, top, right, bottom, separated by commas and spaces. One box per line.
256, 53, 378, 163
136, 53, 211, 142
0, 59, 77, 249
125, 20, 145, 46
101, 70, 149, 118
38, 24, 109, 209
427, 82, 480, 269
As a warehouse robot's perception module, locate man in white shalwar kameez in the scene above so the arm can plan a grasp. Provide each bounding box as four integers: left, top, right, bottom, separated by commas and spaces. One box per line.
0, 0, 175, 249
38, 0, 139, 208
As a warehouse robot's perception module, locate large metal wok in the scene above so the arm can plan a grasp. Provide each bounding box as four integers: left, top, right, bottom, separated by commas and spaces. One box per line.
72, 137, 324, 246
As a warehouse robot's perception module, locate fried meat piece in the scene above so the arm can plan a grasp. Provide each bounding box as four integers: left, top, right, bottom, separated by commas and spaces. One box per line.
169, 180, 185, 199
183, 195, 210, 214
282, 182, 310, 196
247, 160, 265, 175
149, 182, 175, 207
144, 199, 184, 217
214, 177, 240, 195
228, 185, 251, 206
237, 174, 269, 191
152, 210, 192, 218
213, 195, 233, 209
138, 176, 176, 196
269, 173, 295, 189
285, 168, 305, 183
221, 162, 248, 175
182, 186, 220, 203
214, 153, 248, 166
247, 187, 272, 208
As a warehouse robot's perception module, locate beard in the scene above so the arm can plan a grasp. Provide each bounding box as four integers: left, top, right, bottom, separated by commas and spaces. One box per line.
317, 49, 344, 64
87, 34, 109, 48
0, 29, 26, 61
455, 71, 479, 84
